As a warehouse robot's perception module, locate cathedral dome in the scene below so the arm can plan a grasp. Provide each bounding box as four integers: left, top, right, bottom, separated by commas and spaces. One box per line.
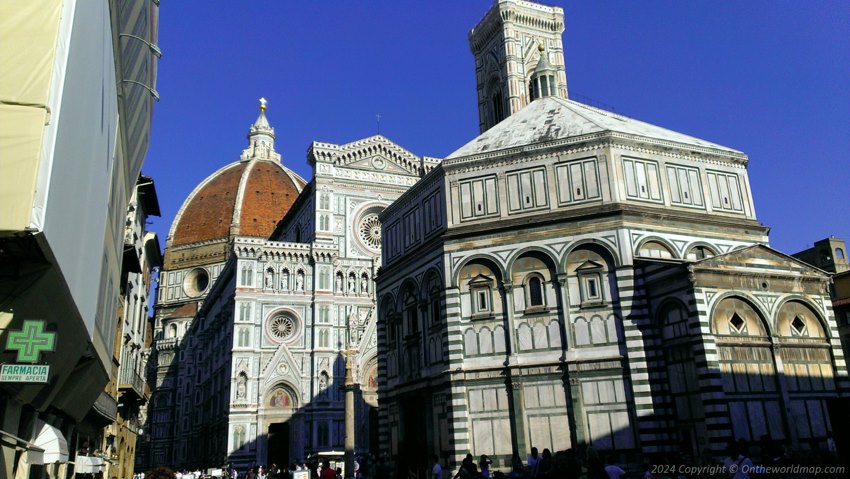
165, 100, 306, 266
169, 160, 305, 247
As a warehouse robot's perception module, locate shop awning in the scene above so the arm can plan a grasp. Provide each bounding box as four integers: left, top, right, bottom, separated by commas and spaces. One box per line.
75, 455, 104, 473
32, 422, 68, 464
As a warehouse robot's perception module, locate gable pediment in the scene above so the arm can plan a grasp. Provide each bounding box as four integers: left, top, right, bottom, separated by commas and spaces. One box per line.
343, 154, 412, 174
576, 260, 604, 271
692, 244, 828, 277
261, 342, 302, 390
335, 135, 423, 176
468, 273, 494, 286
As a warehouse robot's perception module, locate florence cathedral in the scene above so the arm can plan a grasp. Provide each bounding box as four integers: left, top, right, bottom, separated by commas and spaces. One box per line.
143, 0, 848, 473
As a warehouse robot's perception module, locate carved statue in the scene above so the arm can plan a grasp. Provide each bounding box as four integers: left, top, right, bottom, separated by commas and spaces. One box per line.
281, 270, 289, 290
236, 374, 247, 399
335, 274, 343, 293
348, 275, 356, 294
296, 271, 304, 291
361, 276, 369, 294
349, 311, 360, 344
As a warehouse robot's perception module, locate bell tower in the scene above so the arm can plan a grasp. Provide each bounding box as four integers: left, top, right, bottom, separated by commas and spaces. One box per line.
469, 0, 567, 132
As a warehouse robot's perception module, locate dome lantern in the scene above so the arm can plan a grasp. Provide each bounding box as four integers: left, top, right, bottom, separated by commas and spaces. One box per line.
242, 97, 279, 162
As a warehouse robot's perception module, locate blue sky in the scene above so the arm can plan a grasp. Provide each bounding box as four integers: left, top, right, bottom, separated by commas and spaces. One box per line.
143, 0, 849, 255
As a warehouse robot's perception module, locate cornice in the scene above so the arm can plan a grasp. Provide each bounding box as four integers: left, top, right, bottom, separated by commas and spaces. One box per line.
444, 131, 747, 175
442, 203, 768, 242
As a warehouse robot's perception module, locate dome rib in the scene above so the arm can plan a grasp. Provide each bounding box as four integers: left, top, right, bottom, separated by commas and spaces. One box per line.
169, 159, 305, 248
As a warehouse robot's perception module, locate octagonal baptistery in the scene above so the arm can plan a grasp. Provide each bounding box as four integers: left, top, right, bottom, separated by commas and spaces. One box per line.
158, 102, 306, 312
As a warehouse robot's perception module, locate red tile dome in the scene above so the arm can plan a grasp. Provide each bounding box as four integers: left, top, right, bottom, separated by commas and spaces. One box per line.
169, 159, 305, 247
163, 100, 306, 269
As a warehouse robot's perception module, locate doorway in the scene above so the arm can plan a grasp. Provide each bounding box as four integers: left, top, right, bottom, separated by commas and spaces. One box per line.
399, 396, 428, 472
369, 407, 379, 456
268, 422, 290, 467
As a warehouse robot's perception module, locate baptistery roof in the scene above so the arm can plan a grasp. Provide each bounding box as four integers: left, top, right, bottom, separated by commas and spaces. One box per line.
448, 95, 744, 160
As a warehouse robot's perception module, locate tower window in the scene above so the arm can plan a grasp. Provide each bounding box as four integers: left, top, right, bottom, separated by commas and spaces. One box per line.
492, 90, 504, 125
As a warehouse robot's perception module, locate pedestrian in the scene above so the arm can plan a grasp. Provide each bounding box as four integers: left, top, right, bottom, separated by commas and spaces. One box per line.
537, 449, 553, 479
586, 448, 606, 479
510, 451, 524, 479
479, 455, 491, 479
453, 454, 476, 479
722, 440, 753, 479
432, 454, 443, 479
603, 455, 625, 479
527, 447, 541, 478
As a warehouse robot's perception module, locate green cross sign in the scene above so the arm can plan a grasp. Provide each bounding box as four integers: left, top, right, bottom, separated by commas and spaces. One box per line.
5, 320, 56, 363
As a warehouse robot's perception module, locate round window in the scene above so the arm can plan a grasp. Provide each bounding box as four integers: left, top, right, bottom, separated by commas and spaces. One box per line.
267, 313, 298, 342
183, 268, 210, 297
358, 213, 382, 251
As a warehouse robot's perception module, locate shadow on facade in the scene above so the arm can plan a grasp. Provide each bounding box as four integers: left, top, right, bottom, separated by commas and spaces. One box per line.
383, 366, 850, 478
145, 320, 376, 473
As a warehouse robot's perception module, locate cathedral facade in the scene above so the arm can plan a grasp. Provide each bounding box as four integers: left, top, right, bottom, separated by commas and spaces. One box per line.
375, 0, 849, 472
146, 102, 436, 468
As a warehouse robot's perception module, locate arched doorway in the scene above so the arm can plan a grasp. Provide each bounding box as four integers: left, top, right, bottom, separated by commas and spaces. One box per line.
360, 359, 379, 456
264, 384, 298, 467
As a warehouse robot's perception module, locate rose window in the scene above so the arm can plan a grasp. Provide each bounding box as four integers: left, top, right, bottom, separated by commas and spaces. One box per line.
268, 314, 296, 341
358, 213, 382, 250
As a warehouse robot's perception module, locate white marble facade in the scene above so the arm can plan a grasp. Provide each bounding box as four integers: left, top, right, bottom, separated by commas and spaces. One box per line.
175, 135, 437, 468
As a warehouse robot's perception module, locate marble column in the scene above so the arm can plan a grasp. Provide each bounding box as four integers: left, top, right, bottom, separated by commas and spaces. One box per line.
343, 349, 358, 478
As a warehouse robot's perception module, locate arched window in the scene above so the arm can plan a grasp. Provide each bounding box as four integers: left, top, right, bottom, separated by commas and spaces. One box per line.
467, 274, 494, 317
491, 90, 504, 125
837, 248, 846, 260
686, 245, 716, 261
527, 275, 544, 308
638, 241, 675, 259
403, 288, 418, 336
387, 312, 398, 344
233, 426, 245, 451
237, 327, 250, 347
168, 323, 177, 338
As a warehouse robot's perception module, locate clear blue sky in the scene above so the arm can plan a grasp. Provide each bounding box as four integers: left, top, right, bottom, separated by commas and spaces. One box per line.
143, 0, 850, 255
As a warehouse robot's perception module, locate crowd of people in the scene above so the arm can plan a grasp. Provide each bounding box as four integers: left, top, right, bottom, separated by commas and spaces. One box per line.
137, 436, 844, 479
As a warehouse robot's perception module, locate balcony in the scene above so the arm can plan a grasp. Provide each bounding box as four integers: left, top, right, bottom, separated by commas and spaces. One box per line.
155, 337, 178, 351
118, 365, 147, 404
